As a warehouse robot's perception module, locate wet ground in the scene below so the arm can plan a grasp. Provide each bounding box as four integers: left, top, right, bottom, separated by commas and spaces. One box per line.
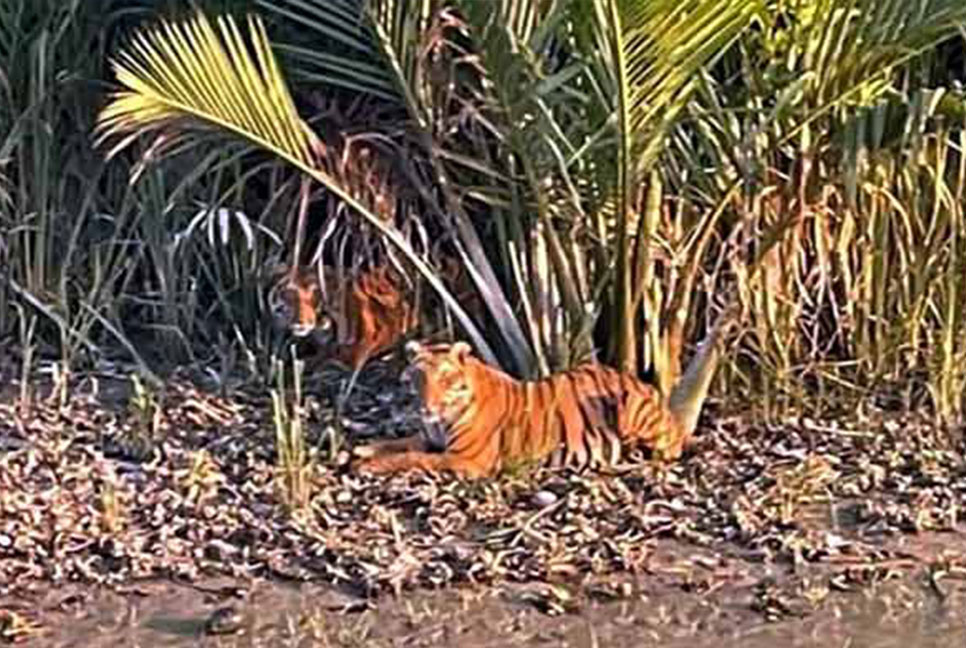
5, 566, 964, 646
1, 360, 965, 645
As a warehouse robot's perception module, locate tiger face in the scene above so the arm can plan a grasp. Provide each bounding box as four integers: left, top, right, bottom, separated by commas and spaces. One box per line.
267, 264, 420, 369
401, 341, 478, 435
267, 269, 336, 347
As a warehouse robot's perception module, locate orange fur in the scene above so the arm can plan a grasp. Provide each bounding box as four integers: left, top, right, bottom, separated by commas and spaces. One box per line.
352, 341, 691, 478
269, 260, 485, 370
269, 266, 415, 370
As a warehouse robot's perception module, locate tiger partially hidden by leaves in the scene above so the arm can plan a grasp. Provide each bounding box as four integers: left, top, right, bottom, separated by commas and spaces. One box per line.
267, 260, 481, 371
267, 264, 415, 371
351, 314, 734, 479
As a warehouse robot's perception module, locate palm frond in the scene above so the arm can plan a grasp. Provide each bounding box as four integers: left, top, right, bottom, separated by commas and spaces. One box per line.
95, 10, 498, 365
608, 0, 763, 175
587, 0, 760, 370
97, 12, 314, 167
258, 0, 435, 122
777, 0, 966, 140
257, 0, 404, 101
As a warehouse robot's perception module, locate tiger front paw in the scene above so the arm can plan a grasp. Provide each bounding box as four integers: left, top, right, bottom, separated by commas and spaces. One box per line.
350, 444, 379, 460
350, 456, 392, 475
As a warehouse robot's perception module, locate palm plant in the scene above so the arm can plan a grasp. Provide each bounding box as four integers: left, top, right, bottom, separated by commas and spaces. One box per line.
94, 0, 762, 383
251, 0, 765, 383
660, 0, 966, 415
95, 9, 498, 364
95, 0, 966, 422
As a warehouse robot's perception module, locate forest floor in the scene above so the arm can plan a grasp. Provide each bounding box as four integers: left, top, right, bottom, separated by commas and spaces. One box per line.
1, 354, 965, 646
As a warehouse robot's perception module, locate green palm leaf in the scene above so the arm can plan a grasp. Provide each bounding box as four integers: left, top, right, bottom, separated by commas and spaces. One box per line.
257, 0, 403, 101
590, 0, 761, 371
95, 10, 498, 365
775, 0, 966, 142
97, 13, 314, 167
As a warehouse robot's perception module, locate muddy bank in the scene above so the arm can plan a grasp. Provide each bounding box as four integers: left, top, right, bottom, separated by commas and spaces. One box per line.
1, 364, 965, 644
4, 567, 964, 647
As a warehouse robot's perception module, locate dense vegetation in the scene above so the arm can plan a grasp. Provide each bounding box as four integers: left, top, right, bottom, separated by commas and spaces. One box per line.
2, 0, 966, 422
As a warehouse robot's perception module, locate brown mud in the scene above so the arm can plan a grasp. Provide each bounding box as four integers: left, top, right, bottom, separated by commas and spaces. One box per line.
3, 566, 964, 647
1, 359, 965, 646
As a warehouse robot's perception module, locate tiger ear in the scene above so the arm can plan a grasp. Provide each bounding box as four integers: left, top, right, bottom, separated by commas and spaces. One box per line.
451, 341, 473, 362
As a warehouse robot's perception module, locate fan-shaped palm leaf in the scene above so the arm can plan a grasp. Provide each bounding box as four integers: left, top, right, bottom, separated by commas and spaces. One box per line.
95, 10, 497, 364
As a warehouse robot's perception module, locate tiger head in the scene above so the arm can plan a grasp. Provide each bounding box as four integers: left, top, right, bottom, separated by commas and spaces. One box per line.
401, 341, 483, 443
266, 268, 336, 346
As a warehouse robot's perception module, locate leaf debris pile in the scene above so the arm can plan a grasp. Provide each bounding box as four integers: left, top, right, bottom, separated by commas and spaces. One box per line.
2, 366, 965, 622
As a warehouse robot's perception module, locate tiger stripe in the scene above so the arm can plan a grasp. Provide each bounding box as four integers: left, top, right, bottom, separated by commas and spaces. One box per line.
352, 341, 692, 478
267, 265, 415, 370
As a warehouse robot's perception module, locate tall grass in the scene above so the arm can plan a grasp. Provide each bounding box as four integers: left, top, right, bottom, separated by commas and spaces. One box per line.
270, 353, 313, 515
662, 14, 966, 419
1, 0, 964, 425
0, 0, 300, 383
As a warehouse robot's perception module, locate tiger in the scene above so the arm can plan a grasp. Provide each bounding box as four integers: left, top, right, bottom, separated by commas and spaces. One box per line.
351, 316, 732, 478
267, 265, 415, 371
268, 260, 484, 371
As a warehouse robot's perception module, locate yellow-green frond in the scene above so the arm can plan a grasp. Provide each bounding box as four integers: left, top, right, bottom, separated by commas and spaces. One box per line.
93, 9, 499, 368
610, 0, 762, 171
95, 11, 313, 168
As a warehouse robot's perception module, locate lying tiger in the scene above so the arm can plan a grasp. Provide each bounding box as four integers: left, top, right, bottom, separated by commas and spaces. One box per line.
352, 316, 732, 478
268, 265, 415, 371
